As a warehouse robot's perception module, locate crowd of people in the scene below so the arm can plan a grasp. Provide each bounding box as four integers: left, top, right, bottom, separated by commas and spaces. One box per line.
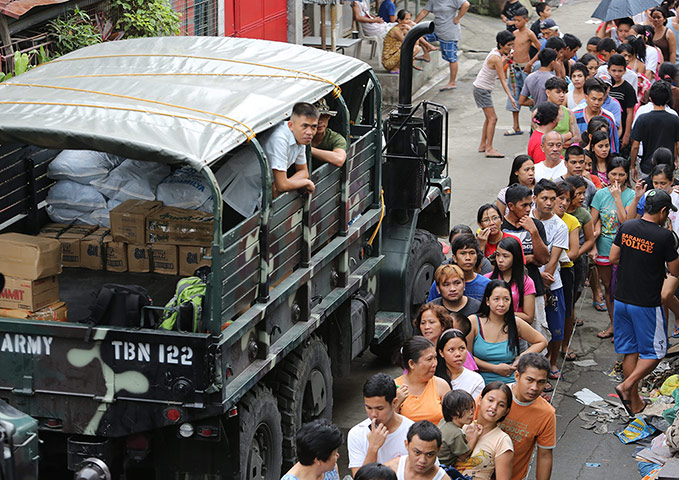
278, 2, 679, 480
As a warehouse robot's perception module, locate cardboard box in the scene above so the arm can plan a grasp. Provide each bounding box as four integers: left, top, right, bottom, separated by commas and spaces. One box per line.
110, 200, 163, 244
80, 228, 128, 272
39, 224, 97, 268
0, 233, 62, 280
178, 245, 212, 276
0, 301, 67, 322
0, 276, 59, 311
147, 206, 213, 246
127, 244, 178, 275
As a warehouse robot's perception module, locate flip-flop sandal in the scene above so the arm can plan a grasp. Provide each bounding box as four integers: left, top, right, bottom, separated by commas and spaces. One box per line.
575, 318, 584, 327
503, 129, 524, 136
672, 325, 679, 338
597, 330, 614, 339
413, 65, 423, 71
389, 70, 400, 74
485, 152, 505, 158
414, 56, 431, 62
615, 385, 634, 417
543, 382, 553, 393
561, 350, 577, 361
439, 86, 456, 91
593, 300, 607, 312
548, 369, 563, 380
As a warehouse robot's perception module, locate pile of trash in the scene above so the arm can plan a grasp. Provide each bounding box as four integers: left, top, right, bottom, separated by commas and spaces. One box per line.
575, 356, 679, 480
45, 150, 213, 227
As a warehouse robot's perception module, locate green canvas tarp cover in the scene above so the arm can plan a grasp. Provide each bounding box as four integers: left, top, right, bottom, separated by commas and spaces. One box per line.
0, 36, 371, 170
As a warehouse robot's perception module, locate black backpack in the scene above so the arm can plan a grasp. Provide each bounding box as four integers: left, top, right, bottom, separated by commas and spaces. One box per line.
86, 284, 157, 328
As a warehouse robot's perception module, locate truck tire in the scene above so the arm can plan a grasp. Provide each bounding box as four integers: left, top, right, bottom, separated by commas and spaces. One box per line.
275, 336, 333, 469
371, 229, 443, 361
239, 385, 283, 480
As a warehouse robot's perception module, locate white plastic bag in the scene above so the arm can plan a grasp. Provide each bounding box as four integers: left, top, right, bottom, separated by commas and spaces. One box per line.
92, 159, 170, 202
46, 205, 97, 225
90, 209, 111, 227
46, 179, 107, 212
47, 150, 123, 184
156, 167, 213, 210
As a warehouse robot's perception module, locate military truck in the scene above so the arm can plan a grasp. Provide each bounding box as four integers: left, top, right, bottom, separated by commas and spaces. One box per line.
0, 26, 449, 480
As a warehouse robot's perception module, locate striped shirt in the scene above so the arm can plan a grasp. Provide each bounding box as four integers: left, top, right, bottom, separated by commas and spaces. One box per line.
573, 107, 619, 153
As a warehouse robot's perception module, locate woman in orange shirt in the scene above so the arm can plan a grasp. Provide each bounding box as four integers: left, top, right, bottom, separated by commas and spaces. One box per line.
395, 336, 451, 425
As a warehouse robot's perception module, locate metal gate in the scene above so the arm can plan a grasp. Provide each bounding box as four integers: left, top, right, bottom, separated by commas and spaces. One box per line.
173, 0, 218, 36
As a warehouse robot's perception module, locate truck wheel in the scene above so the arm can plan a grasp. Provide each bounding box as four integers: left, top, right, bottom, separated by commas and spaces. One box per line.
371, 229, 443, 361
239, 385, 283, 480
275, 336, 333, 469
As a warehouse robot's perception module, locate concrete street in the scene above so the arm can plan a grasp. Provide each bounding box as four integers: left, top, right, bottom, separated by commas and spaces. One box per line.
333, 1, 669, 478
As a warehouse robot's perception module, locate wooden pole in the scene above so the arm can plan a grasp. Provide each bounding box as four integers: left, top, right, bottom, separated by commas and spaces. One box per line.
320, 4, 326, 50
330, 3, 336, 52
0, 15, 14, 59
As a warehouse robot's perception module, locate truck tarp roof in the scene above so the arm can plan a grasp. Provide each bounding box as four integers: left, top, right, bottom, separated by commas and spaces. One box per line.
0, 36, 371, 170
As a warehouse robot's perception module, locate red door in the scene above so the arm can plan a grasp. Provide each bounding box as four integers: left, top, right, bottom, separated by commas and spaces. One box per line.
225, 0, 287, 42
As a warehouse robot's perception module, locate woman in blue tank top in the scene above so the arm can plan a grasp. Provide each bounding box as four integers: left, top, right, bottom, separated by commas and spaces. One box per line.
468, 280, 548, 384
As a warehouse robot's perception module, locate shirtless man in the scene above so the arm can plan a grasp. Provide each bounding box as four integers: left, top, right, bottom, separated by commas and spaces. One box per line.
385, 421, 450, 480
506, 6, 541, 136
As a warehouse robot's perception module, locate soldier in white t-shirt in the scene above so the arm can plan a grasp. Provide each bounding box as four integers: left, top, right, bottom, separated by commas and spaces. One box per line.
348, 373, 415, 475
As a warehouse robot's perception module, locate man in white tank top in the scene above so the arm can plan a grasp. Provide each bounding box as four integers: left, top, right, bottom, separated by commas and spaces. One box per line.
384, 421, 451, 480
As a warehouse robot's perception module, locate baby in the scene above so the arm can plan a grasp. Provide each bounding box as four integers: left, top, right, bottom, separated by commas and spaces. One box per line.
438, 390, 483, 479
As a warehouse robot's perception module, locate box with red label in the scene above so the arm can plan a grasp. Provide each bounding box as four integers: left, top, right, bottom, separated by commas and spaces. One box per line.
0, 276, 59, 311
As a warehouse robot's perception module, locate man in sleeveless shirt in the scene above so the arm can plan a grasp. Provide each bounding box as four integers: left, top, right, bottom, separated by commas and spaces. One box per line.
385, 421, 451, 480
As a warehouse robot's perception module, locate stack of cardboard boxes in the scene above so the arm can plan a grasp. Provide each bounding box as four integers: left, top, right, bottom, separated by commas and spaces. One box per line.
0, 233, 66, 321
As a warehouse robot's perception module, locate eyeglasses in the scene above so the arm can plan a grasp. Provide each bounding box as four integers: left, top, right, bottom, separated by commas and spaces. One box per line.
481, 215, 501, 224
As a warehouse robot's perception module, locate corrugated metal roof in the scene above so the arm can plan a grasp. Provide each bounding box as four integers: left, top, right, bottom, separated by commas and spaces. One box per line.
0, 36, 371, 169
0, 0, 69, 19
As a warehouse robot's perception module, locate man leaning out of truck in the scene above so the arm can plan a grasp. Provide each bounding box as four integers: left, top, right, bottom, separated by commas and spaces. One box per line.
217, 102, 319, 228
311, 98, 347, 168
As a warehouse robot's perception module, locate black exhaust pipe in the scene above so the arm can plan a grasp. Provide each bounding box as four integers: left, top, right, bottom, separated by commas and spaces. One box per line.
398, 21, 434, 110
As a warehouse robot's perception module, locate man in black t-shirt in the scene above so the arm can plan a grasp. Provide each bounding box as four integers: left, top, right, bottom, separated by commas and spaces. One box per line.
607, 54, 637, 151
501, 185, 550, 340
431, 264, 481, 317
630, 81, 679, 179
611, 189, 679, 416
501, 0, 524, 32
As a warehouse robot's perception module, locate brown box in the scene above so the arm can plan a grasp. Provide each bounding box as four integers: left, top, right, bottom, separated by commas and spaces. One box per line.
147, 206, 213, 246
0, 301, 67, 322
178, 245, 212, 276
0, 276, 59, 311
80, 228, 128, 272
127, 244, 178, 275
110, 200, 163, 244
39, 224, 97, 268
0, 233, 63, 280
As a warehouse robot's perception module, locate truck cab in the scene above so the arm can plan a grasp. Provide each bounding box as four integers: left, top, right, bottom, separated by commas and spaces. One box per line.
0, 33, 449, 479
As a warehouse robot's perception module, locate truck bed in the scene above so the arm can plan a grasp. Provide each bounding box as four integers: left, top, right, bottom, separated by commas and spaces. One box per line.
58, 269, 180, 322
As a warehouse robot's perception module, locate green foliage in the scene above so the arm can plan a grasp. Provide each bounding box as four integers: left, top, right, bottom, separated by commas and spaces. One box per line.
0, 48, 51, 82
48, 8, 102, 56
110, 0, 181, 38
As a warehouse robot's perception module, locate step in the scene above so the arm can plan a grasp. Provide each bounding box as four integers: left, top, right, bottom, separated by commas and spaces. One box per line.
375, 49, 448, 105
373, 310, 405, 343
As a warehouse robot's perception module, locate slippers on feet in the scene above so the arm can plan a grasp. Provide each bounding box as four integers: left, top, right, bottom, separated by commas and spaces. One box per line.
439, 86, 456, 91
593, 300, 607, 312
413, 65, 423, 71
548, 369, 563, 380
543, 382, 553, 393
672, 325, 679, 338
615, 385, 634, 417
597, 330, 614, 339
561, 350, 577, 361
414, 56, 431, 62
575, 318, 584, 327
503, 129, 524, 136
485, 152, 505, 158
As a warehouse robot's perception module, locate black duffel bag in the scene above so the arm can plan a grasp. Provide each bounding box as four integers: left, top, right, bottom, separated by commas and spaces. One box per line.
85, 284, 157, 328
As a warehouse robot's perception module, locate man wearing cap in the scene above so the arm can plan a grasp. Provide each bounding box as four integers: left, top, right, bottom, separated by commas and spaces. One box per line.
539, 18, 560, 44
610, 188, 679, 416
311, 99, 347, 167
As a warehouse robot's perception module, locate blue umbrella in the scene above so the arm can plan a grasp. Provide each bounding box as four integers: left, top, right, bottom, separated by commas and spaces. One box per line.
592, 0, 662, 21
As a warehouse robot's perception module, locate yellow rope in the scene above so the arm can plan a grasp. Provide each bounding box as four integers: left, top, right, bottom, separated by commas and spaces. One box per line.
50, 53, 342, 97
367, 188, 385, 247
2, 82, 256, 138
0, 101, 255, 140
